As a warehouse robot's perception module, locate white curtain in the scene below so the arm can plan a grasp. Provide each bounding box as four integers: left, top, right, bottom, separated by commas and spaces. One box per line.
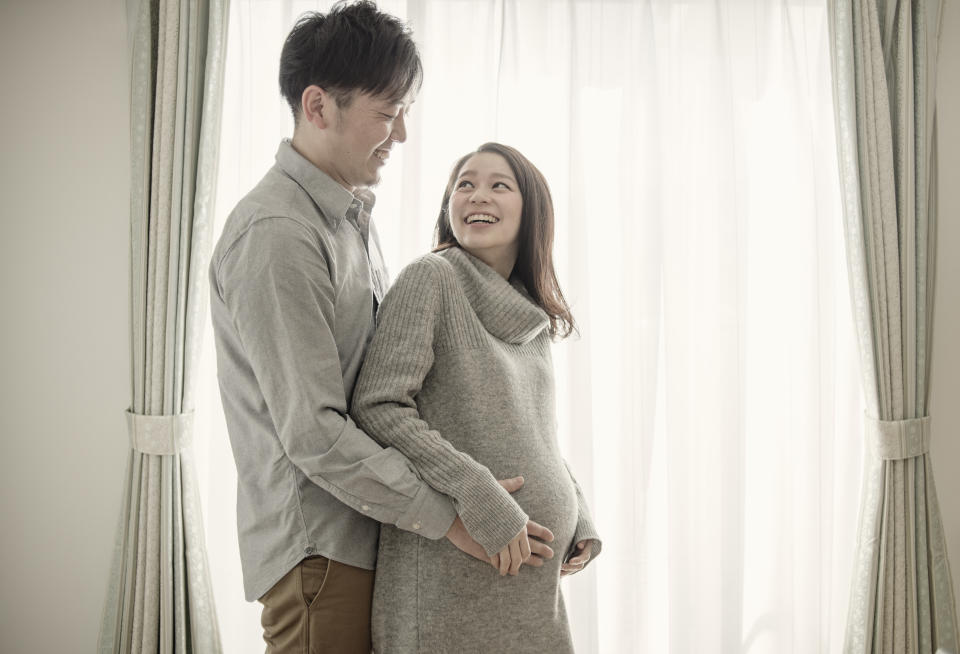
196, 1, 864, 652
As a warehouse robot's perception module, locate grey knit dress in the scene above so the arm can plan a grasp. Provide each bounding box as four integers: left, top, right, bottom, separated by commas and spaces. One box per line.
352, 246, 601, 654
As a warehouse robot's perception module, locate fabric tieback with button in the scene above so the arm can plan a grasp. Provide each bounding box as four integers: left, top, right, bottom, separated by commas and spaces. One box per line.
864, 414, 931, 460
125, 409, 194, 455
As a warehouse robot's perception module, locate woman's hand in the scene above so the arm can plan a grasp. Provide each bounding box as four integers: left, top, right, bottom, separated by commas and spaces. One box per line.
560, 540, 594, 576
491, 524, 531, 576
446, 475, 557, 575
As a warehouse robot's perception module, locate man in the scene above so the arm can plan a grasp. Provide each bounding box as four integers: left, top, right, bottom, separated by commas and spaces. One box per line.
208, 3, 553, 652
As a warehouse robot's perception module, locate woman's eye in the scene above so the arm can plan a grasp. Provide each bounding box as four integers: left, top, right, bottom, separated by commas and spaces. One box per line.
456, 180, 473, 189
493, 182, 511, 190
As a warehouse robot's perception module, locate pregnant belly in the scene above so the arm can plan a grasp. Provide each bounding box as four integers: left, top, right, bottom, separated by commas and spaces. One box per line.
416, 387, 579, 552
493, 454, 578, 551
444, 432, 580, 556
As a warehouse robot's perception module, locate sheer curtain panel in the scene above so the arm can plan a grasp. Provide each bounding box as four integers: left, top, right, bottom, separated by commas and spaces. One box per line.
828, 0, 960, 652
198, 1, 864, 652
98, 0, 230, 652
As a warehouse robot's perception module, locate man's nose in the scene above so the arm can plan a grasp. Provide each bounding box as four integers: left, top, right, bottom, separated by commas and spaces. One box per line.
391, 111, 407, 144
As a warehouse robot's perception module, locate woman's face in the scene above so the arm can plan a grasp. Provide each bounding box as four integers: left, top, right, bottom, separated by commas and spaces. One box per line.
447, 152, 523, 275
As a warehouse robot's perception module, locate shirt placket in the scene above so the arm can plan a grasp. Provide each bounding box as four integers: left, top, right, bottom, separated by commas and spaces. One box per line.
346, 198, 388, 315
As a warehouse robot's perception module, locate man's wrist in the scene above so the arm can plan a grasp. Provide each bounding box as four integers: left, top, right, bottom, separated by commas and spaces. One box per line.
396, 482, 457, 539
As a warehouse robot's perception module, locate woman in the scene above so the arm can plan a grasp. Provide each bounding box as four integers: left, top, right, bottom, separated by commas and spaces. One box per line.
352, 143, 601, 652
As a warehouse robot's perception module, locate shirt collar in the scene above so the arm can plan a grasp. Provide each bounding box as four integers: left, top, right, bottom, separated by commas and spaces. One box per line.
274, 139, 376, 229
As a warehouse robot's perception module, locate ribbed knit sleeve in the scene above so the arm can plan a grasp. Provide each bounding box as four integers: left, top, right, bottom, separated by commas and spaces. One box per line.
563, 461, 602, 567
352, 255, 529, 556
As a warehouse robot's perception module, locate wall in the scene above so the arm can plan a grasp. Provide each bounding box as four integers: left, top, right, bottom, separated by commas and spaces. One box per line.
0, 1, 130, 652
931, 0, 960, 621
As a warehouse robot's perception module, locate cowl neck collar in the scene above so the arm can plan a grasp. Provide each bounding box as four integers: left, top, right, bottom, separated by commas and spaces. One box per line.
439, 247, 549, 345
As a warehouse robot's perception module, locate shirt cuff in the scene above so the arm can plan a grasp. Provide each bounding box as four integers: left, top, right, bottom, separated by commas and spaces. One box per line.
395, 482, 457, 540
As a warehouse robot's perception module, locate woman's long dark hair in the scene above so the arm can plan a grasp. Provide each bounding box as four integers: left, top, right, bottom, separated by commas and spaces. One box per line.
433, 142, 576, 339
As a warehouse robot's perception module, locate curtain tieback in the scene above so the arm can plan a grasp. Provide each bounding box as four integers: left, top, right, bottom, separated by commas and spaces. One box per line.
125, 410, 194, 455
865, 415, 931, 460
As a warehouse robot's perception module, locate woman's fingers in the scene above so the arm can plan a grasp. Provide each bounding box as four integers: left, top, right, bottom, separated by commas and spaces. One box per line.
528, 538, 554, 561
560, 560, 585, 576
496, 476, 525, 494
498, 547, 510, 576
526, 520, 555, 543
560, 540, 593, 575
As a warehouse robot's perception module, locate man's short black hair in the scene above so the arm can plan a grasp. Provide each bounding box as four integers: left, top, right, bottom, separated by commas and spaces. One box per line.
279, 1, 423, 120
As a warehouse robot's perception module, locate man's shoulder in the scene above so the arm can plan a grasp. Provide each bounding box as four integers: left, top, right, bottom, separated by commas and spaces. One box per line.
213, 168, 326, 263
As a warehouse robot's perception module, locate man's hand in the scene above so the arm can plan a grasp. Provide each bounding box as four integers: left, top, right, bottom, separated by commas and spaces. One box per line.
444, 476, 556, 574
496, 476, 556, 565
445, 515, 496, 567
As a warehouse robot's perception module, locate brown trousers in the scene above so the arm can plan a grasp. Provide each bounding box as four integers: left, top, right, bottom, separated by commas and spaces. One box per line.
258, 556, 375, 654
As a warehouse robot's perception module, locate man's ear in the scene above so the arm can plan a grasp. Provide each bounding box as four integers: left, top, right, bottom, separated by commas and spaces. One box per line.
301, 85, 332, 129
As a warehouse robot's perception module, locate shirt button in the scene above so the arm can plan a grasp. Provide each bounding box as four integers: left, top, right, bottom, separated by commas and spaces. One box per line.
361, 505, 370, 511
304, 546, 315, 555
412, 522, 422, 530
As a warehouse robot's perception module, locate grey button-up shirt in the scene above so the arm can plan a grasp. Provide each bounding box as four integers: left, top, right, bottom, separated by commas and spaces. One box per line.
210, 140, 457, 601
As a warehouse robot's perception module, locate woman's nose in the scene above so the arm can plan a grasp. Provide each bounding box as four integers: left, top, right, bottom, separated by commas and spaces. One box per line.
469, 188, 489, 203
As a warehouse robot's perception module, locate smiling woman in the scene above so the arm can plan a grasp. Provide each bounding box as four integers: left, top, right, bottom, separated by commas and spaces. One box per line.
350, 142, 600, 654
446, 151, 524, 278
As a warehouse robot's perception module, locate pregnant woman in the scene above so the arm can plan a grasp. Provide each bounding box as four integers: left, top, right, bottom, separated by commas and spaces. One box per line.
352, 142, 601, 652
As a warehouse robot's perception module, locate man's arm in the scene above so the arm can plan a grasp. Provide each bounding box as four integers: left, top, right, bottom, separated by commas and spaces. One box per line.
214, 216, 455, 539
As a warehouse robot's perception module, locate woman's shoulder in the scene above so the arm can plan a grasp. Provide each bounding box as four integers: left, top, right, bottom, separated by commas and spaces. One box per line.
393, 250, 460, 288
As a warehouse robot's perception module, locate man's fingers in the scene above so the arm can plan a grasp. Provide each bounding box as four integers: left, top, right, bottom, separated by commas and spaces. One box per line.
529, 539, 554, 560
526, 520, 555, 543
509, 539, 522, 576
519, 528, 531, 562
525, 554, 544, 567
496, 476, 525, 494
498, 548, 510, 576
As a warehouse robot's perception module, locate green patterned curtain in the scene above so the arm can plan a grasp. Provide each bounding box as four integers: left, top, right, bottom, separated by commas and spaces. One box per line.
98, 0, 230, 651
828, 0, 959, 652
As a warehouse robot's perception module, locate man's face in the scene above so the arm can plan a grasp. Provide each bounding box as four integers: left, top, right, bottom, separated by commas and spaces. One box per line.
322, 91, 410, 190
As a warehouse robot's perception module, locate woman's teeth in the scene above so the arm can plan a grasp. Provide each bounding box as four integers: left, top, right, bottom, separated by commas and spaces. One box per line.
466, 214, 499, 224
374, 149, 389, 161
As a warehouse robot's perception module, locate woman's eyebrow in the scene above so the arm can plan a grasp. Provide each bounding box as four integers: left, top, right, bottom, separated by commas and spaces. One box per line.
457, 170, 516, 182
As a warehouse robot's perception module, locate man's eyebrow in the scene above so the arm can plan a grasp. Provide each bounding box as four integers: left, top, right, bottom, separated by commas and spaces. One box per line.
457, 170, 517, 182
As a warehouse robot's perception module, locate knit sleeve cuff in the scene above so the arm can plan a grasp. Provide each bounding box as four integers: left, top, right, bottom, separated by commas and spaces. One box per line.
455, 468, 529, 556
